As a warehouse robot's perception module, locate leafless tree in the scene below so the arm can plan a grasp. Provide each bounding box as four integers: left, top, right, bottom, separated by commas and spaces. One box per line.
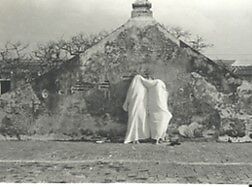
59, 31, 108, 56
166, 26, 192, 41
33, 41, 67, 67
32, 31, 109, 66
189, 35, 214, 52
0, 31, 109, 79
0, 41, 33, 81
165, 26, 213, 52
0, 41, 29, 63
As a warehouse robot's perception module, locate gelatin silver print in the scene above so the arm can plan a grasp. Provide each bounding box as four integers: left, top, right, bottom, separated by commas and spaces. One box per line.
0, 0, 251, 184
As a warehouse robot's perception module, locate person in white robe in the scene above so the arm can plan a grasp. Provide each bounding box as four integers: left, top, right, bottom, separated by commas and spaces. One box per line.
122, 75, 150, 144
140, 76, 173, 144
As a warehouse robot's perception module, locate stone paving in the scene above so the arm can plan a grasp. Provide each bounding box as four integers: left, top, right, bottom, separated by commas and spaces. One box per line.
0, 141, 251, 183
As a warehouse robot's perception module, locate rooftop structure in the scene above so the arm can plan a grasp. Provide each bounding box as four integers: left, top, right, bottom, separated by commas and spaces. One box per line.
131, 0, 153, 18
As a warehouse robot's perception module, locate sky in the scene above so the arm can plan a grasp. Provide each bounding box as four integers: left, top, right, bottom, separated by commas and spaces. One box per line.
0, 0, 252, 65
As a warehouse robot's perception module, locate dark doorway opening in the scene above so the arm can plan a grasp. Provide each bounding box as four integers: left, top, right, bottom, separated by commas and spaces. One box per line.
0, 80, 11, 95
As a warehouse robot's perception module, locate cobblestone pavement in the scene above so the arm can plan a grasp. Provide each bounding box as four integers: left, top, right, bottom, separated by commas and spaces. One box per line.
0, 141, 251, 183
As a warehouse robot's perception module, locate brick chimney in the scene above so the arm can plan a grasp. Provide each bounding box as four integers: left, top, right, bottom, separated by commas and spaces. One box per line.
131, 0, 153, 18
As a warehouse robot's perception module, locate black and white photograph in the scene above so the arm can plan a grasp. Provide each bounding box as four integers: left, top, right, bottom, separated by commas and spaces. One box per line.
0, 0, 251, 184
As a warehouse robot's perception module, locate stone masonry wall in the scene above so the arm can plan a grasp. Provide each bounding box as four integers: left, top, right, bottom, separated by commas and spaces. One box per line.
0, 24, 251, 141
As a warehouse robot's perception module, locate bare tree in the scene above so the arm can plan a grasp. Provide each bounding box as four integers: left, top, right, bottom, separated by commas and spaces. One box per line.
166, 26, 213, 52
32, 31, 109, 65
0, 43, 9, 62
33, 41, 68, 67
0, 41, 33, 82
59, 31, 109, 56
0, 41, 29, 64
0, 31, 109, 78
188, 35, 214, 52
166, 26, 192, 41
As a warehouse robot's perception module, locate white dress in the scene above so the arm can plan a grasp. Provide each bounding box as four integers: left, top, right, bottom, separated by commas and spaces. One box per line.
123, 75, 151, 144
123, 75, 172, 143
140, 77, 173, 140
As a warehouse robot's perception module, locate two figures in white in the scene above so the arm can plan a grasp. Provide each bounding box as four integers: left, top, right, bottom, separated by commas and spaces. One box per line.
123, 75, 173, 144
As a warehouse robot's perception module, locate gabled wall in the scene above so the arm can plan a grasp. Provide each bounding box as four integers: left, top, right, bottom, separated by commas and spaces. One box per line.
0, 21, 251, 141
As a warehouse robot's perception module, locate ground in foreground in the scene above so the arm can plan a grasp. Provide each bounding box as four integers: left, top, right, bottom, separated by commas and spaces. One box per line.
0, 141, 251, 183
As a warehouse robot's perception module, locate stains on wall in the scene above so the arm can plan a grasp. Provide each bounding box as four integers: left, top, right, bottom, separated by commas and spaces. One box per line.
0, 25, 251, 141
0, 84, 40, 139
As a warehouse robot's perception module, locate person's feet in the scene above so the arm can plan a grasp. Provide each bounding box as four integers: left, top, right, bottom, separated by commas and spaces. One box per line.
133, 140, 140, 144
155, 139, 165, 145
155, 138, 173, 145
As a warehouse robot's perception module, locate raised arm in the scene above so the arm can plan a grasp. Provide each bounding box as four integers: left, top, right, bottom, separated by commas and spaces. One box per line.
139, 75, 158, 88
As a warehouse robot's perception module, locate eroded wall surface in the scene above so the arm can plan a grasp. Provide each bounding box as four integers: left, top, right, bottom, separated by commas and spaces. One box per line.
0, 24, 251, 141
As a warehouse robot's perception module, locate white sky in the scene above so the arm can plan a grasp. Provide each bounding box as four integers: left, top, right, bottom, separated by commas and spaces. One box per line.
0, 0, 252, 65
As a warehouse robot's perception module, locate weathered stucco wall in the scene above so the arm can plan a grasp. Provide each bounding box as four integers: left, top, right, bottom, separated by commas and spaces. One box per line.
0, 22, 251, 141
0, 84, 40, 139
